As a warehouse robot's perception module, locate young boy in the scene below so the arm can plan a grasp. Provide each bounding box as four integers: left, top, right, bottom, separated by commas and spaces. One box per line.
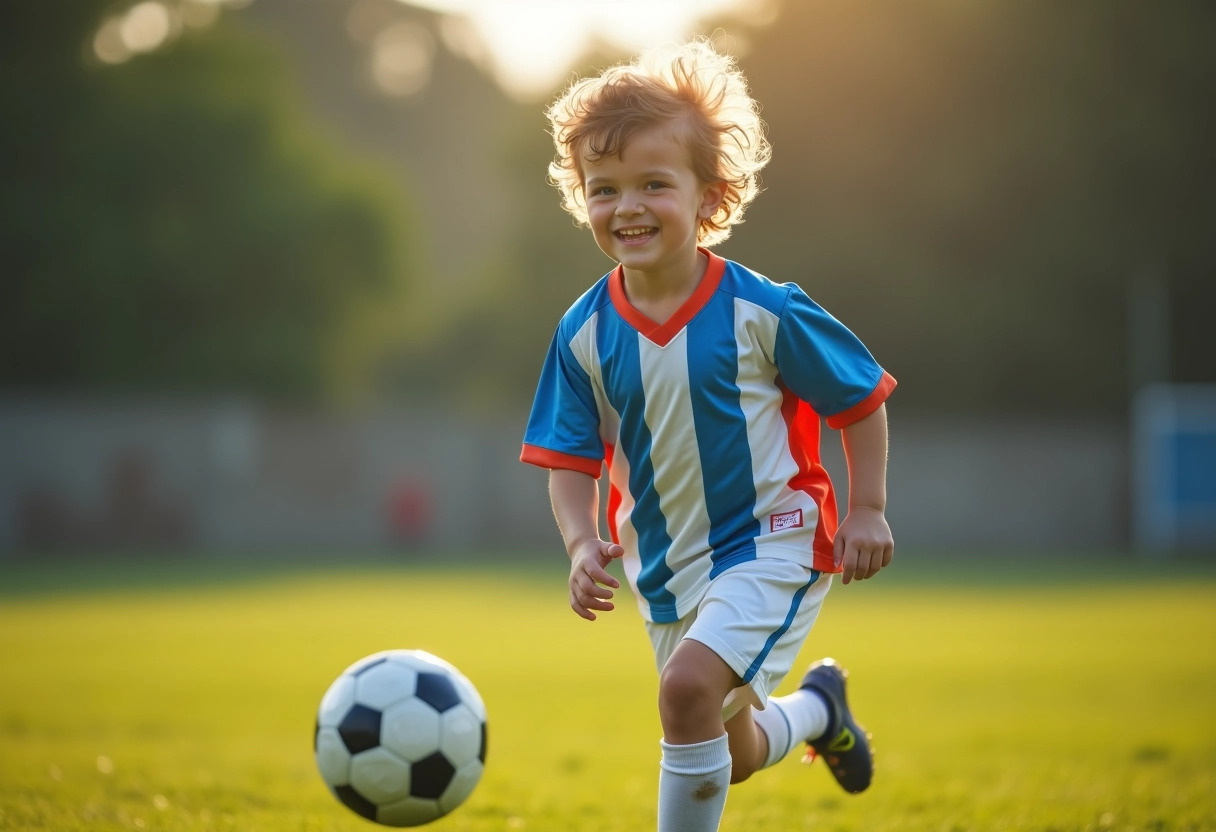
520, 40, 896, 831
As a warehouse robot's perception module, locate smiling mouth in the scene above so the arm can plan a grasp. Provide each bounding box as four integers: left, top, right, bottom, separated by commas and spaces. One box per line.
615, 227, 656, 241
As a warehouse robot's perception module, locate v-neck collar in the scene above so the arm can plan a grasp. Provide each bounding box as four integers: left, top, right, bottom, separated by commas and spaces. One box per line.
607, 249, 726, 347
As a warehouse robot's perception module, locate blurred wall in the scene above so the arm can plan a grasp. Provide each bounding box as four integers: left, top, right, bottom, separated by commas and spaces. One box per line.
0, 397, 1128, 558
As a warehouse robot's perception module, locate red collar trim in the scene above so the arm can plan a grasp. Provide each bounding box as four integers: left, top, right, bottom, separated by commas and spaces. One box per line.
607, 249, 726, 347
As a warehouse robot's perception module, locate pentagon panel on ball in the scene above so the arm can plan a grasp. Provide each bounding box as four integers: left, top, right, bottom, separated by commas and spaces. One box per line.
314, 649, 488, 827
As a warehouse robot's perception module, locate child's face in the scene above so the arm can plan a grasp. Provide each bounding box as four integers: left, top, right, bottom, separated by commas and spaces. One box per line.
580, 123, 724, 281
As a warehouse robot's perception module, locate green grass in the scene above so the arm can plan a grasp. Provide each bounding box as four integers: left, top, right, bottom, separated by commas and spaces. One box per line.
1, 553, 1214, 831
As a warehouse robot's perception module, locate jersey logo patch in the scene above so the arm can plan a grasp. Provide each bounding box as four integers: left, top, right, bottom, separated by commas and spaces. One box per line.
770, 509, 803, 532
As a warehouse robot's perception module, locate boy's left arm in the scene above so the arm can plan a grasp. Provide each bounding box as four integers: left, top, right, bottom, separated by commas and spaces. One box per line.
836, 403, 894, 584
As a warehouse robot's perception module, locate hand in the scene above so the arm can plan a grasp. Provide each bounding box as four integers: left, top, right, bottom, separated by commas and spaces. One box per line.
568, 539, 625, 620
834, 506, 894, 585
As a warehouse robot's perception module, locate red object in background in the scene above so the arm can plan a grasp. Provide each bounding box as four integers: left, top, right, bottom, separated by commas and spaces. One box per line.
387, 480, 434, 545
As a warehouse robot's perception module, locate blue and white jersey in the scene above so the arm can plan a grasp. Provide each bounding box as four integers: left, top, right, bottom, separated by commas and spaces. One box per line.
522, 251, 895, 623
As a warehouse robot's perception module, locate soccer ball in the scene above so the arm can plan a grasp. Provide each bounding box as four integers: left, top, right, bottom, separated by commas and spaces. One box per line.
314, 649, 487, 826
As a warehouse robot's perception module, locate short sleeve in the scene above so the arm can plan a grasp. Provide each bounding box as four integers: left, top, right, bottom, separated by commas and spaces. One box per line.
520, 329, 604, 477
773, 286, 896, 429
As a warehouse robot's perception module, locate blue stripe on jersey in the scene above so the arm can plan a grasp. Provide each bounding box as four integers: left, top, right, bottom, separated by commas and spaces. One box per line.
741, 570, 821, 685
687, 295, 760, 576
521, 280, 612, 463
596, 316, 678, 620
721, 261, 883, 417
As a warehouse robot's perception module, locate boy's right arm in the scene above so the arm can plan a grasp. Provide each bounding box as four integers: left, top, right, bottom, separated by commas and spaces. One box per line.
549, 468, 625, 621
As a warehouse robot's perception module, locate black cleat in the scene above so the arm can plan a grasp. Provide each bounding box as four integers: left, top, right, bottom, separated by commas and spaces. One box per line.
799, 658, 873, 793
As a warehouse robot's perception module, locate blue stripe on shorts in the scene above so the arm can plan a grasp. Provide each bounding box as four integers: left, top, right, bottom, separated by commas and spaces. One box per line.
741, 570, 821, 685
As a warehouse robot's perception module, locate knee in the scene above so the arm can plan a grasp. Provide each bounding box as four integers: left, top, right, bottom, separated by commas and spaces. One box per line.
729, 764, 756, 785
658, 662, 719, 718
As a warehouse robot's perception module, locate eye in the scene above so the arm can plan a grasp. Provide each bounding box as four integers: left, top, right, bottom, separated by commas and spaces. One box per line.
643, 181, 669, 191
589, 185, 616, 197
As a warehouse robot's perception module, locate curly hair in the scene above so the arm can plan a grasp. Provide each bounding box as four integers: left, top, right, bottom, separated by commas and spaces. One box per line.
546, 39, 771, 247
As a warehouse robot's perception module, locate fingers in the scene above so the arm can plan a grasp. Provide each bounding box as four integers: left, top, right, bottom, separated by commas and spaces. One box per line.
570, 579, 615, 620
590, 561, 620, 590
569, 588, 613, 621
581, 574, 616, 600
854, 549, 879, 582
840, 541, 858, 584
569, 543, 622, 620
840, 541, 893, 584
588, 542, 623, 588
835, 509, 893, 585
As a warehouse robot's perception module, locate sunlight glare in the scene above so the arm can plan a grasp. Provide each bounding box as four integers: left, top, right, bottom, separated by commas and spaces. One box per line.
399, 0, 765, 100
92, 0, 262, 66
93, 17, 131, 65
120, 2, 174, 55
371, 21, 437, 97
436, 14, 489, 66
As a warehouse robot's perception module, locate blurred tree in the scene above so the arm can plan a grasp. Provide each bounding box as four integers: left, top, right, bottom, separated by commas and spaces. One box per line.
389, 0, 1215, 417
233, 0, 535, 409
384, 125, 609, 411
5, 0, 1210, 417
0, 0, 417, 401
724, 0, 1216, 415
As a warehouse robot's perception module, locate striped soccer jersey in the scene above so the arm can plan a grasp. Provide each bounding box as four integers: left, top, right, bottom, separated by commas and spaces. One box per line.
521, 250, 896, 623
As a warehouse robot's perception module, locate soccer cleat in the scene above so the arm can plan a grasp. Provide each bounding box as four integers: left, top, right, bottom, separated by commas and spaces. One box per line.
798, 658, 873, 794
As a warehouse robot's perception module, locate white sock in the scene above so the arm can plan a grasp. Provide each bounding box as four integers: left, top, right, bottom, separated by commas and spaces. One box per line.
752, 689, 830, 768
657, 735, 731, 832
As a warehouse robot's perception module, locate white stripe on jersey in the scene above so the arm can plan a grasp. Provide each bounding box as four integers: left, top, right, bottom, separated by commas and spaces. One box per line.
733, 298, 821, 557
638, 330, 714, 616
568, 312, 620, 450
607, 447, 643, 615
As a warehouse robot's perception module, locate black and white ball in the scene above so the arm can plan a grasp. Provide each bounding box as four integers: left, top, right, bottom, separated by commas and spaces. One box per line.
315, 650, 487, 827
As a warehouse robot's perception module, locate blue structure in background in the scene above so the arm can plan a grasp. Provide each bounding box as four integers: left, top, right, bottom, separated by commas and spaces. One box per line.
1134, 385, 1216, 551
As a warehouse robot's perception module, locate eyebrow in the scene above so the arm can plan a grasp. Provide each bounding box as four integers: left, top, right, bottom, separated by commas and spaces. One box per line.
584, 169, 677, 188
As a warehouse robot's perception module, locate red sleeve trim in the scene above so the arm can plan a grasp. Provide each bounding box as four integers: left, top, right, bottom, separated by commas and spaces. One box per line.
824, 371, 897, 430
520, 444, 604, 478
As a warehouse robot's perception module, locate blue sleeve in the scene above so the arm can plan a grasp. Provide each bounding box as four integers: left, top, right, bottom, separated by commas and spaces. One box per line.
773, 285, 888, 418
521, 329, 604, 475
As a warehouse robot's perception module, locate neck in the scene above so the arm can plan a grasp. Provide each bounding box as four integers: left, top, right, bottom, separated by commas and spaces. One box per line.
622, 249, 707, 302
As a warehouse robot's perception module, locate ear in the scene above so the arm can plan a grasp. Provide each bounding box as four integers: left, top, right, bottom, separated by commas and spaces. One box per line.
698, 181, 727, 220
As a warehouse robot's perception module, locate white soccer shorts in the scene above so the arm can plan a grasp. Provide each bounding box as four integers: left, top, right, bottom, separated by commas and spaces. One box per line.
645, 557, 833, 720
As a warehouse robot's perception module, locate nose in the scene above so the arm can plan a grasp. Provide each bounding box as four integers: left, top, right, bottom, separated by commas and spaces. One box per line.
615, 196, 644, 217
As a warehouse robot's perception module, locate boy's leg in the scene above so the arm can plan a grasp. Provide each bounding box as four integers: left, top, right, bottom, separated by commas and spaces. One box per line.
751, 658, 873, 792
656, 639, 737, 832
647, 560, 862, 829
797, 659, 874, 793
750, 686, 830, 769
723, 706, 764, 782
677, 562, 873, 790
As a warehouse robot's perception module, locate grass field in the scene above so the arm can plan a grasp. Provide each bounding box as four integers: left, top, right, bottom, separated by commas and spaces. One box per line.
1, 552, 1214, 831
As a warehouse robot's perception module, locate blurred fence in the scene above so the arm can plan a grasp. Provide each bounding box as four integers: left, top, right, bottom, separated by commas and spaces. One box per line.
1132, 384, 1216, 550
0, 396, 1137, 558
0, 396, 542, 556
